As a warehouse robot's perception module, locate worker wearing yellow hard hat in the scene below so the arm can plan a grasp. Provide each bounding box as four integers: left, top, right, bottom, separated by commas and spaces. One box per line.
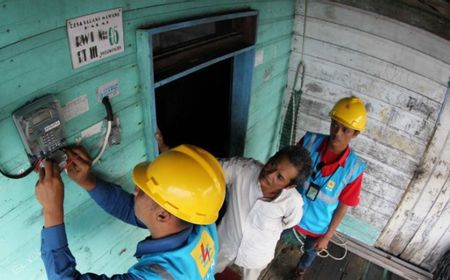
293, 96, 367, 280
132, 144, 225, 225
35, 144, 225, 280
329, 96, 367, 131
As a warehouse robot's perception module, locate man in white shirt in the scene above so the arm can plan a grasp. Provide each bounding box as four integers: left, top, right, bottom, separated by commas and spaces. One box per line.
216, 145, 312, 280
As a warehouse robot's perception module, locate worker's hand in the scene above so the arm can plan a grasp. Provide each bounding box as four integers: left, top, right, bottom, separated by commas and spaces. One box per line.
65, 146, 96, 191
315, 235, 331, 252
35, 160, 65, 228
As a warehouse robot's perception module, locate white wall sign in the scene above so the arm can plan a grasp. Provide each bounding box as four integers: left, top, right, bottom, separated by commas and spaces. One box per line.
66, 8, 124, 69
97, 80, 120, 102
61, 95, 89, 121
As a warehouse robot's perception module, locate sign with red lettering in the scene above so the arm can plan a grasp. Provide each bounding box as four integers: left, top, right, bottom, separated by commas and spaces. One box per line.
66, 8, 124, 69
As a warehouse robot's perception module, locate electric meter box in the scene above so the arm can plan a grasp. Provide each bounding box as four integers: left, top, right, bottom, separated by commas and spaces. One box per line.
12, 95, 67, 165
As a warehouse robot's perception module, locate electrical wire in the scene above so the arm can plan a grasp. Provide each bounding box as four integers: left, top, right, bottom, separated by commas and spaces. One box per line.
92, 121, 111, 165
1, 96, 113, 177
92, 96, 113, 165
292, 228, 348, 261
0, 163, 35, 179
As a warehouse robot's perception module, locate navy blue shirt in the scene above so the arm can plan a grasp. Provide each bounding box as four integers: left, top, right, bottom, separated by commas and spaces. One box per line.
40, 179, 191, 279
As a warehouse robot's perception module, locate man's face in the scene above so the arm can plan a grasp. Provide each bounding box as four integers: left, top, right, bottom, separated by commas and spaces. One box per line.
259, 156, 299, 194
134, 186, 161, 229
329, 120, 359, 150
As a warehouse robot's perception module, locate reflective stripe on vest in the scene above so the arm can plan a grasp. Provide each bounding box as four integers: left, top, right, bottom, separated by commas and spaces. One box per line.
297, 132, 365, 234
305, 133, 317, 151
147, 264, 174, 280
317, 191, 338, 204
344, 157, 363, 187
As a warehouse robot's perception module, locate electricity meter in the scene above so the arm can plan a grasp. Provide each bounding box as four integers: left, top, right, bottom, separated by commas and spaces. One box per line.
12, 95, 67, 168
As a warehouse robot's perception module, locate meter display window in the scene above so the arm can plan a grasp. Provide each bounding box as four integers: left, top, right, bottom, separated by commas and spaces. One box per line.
32, 110, 52, 125
12, 95, 66, 159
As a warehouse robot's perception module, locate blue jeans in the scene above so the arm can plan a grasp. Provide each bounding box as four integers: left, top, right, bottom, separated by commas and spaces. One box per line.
297, 235, 318, 271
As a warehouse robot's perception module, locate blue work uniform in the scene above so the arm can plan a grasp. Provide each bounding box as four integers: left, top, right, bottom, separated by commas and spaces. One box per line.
295, 132, 365, 271
41, 180, 218, 279
296, 132, 365, 235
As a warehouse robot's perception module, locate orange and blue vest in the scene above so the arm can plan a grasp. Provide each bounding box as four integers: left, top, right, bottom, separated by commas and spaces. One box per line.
297, 132, 365, 235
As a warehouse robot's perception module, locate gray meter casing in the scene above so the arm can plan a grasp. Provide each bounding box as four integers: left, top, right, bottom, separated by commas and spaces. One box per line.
12, 95, 67, 165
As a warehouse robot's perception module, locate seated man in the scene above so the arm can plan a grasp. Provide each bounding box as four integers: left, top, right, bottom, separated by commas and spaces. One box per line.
215, 145, 312, 280
35, 144, 225, 279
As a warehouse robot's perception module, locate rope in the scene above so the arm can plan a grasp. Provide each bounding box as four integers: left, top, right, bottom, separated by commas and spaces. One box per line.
280, 0, 308, 147
300, 0, 308, 67
289, 61, 305, 145
292, 228, 348, 261
290, 0, 308, 145
286, 0, 349, 262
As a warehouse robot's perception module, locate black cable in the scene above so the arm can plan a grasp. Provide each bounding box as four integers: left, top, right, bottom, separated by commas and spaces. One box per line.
92, 96, 114, 165
102, 96, 113, 121
1, 98, 112, 178
0, 163, 35, 179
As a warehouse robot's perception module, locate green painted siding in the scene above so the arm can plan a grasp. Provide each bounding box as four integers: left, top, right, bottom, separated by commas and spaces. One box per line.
0, 0, 295, 278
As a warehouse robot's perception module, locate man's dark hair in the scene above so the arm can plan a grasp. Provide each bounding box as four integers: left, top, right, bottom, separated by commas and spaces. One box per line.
269, 145, 312, 186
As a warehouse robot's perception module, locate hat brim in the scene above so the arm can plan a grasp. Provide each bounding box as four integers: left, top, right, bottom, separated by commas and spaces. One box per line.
132, 162, 151, 190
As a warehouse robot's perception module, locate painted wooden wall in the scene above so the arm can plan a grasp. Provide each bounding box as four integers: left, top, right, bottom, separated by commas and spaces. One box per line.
0, 0, 295, 278
377, 84, 450, 271
285, 0, 450, 270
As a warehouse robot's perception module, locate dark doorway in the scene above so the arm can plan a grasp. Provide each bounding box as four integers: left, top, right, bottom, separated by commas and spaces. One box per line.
155, 59, 232, 157
137, 10, 257, 159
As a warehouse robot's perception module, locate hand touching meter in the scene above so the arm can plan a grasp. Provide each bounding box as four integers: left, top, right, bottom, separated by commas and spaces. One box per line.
12, 95, 68, 171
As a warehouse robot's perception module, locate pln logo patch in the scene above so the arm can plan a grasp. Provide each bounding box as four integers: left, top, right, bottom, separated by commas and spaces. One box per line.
326, 180, 336, 190
190, 230, 215, 278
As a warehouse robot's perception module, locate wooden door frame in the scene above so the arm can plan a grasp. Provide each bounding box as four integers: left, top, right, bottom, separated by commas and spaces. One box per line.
136, 11, 257, 159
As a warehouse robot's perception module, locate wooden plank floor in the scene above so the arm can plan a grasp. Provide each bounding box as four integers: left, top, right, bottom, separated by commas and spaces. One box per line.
260, 239, 407, 280
216, 233, 408, 280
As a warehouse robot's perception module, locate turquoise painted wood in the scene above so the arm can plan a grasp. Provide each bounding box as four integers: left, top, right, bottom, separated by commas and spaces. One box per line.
230, 49, 256, 156
0, 0, 296, 278
138, 9, 258, 158
339, 215, 380, 245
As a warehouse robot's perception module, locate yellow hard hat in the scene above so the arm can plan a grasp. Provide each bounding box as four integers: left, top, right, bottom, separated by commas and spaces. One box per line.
329, 96, 367, 131
132, 144, 226, 225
